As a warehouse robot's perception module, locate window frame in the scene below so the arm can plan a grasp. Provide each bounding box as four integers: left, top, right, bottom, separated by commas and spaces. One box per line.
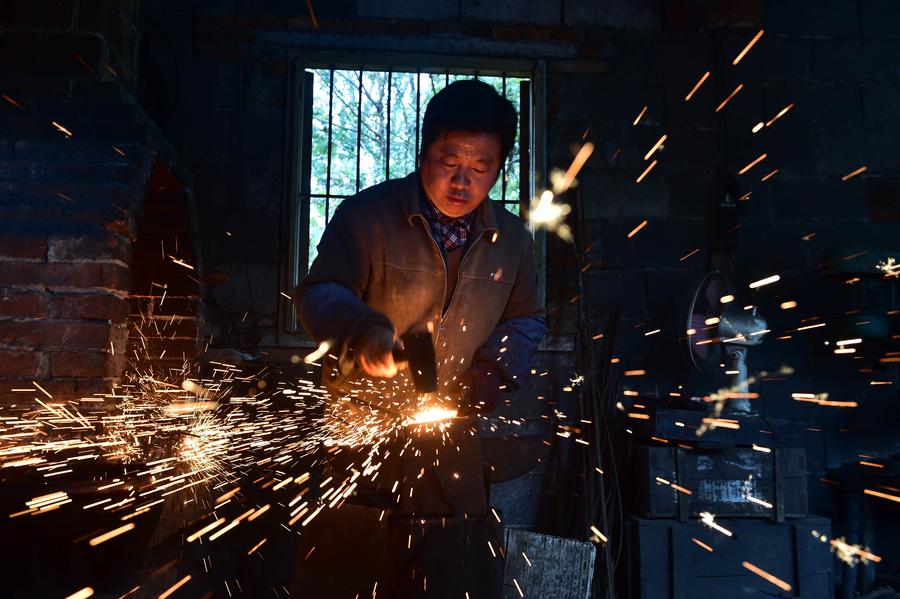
279, 52, 547, 346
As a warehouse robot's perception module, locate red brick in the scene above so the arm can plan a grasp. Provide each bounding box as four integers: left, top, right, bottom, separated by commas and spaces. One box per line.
50, 350, 120, 378
0, 235, 47, 260
0, 261, 130, 290
128, 337, 198, 360
52, 293, 129, 321
0, 291, 50, 318
0, 349, 43, 377
47, 235, 131, 263
2, 377, 112, 401
133, 315, 198, 338
0, 320, 112, 350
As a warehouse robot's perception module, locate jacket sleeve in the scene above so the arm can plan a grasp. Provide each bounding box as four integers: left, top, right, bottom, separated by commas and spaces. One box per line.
473, 233, 547, 387
294, 202, 392, 358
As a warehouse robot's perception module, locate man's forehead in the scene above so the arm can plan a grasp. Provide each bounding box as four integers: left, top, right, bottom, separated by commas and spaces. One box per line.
435, 131, 500, 156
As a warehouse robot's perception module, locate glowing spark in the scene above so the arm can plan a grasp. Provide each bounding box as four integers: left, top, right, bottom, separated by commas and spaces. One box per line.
685, 71, 710, 101
552, 142, 595, 194
512, 578, 525, 597
187, 518, 225, 542
715, 84, 744, 113
644, 134, 667, 160
680, 248, 699, 261
781, 300, 797, 310
590, 525, 608, 543
633, 105, 648, 126
766, 103, 794, 127
876, 257, 899, 278
406, 407, 458, 425
159, 575, 192, 599
248, 538, 267, 555
753, 444, 772, 453
644, 329, 661, 336
627, 219, 648, 238
865, 488, 900, 503
528, 190, 572, 242
837, 338, 862, 346
635, 160, 657, 183
761, 169, 778, 182
624, 369, 646, 376
747, 495, 773, 508
51, 121, 73, 137
2, 94, 23, 109
167, 255, 194, 270
88, 523, 135, 546
739, 153, 767, 175
752, 121, 765, 133
720, 294, 735, 303
700, 512, 733, 537
732, 29, 764, 65
692, 537, 713, 552
65, 588, 94, 599
841, 166, 867, 182
749, 274, 780, 288
796, 322, 826, 331
304, 340, 332, 364
742, 561, 791, 592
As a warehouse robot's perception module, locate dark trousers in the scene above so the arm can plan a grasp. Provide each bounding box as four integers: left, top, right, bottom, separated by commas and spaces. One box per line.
291, 420, 504, 598
291, 504, 504, 598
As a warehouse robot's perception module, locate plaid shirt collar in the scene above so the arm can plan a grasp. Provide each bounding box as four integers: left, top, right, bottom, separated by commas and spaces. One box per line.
419, 190, 477, 252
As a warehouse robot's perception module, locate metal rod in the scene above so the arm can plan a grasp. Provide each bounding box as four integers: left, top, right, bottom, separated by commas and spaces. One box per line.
501, 74, 508, 203
415, 69, 421, 162
386, 68, 392, 180
325, 67, 334, 221
356, 69, 362, 193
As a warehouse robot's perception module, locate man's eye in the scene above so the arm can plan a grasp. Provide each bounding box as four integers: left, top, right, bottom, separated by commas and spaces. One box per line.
473, 168, 488, 174
441, 160, 458, 168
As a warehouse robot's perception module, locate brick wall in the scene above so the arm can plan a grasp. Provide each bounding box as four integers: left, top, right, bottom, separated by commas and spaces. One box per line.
0, 0, 203, 405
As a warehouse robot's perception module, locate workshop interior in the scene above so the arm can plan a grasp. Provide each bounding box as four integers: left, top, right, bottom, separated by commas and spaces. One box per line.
0, 0, 899, 598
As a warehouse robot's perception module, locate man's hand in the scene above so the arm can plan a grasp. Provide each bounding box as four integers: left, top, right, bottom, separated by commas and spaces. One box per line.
355, 324, 401, 378
459, 362, 503, 415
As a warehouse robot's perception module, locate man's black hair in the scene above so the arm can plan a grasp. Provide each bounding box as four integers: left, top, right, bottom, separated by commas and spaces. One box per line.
419, 79, 518, 163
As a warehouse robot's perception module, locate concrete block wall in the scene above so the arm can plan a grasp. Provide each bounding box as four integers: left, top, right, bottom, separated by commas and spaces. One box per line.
135, 0, 900, 533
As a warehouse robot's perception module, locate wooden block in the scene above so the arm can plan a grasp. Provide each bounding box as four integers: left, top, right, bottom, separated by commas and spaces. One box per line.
503, 529, 596, 599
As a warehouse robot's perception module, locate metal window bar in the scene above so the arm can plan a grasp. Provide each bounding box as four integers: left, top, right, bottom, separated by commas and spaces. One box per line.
501, 73, 507, 203
356, 68, 362, 193
386, 68, 392, 180
309, 69, 531, 245
325, 67, 334, 223
415, 69, 421, 161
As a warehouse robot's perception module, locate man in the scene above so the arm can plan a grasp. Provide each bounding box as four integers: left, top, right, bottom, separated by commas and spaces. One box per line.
293, 79, 546, 597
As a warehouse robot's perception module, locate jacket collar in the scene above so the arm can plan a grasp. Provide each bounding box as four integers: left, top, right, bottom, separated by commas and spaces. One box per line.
402, 171, 499, 236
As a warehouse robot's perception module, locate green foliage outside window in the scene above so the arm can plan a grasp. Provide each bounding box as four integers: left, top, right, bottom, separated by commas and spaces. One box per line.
307, 69, 529, 268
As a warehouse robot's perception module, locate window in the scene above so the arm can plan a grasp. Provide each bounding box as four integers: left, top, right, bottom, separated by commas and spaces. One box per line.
282, 55, 544, 340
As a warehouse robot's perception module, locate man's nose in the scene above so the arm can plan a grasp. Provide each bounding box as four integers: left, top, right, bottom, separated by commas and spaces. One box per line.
450, 166, 471, 187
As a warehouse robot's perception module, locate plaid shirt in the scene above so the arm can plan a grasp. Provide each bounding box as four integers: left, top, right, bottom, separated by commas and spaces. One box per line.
420, 196, 477, 252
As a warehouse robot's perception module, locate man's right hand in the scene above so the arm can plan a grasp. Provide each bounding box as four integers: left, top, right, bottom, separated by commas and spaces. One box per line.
354, 324, 400, 378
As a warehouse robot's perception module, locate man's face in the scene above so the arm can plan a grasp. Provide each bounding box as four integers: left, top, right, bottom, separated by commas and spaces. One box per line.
419, 130, 502, 218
